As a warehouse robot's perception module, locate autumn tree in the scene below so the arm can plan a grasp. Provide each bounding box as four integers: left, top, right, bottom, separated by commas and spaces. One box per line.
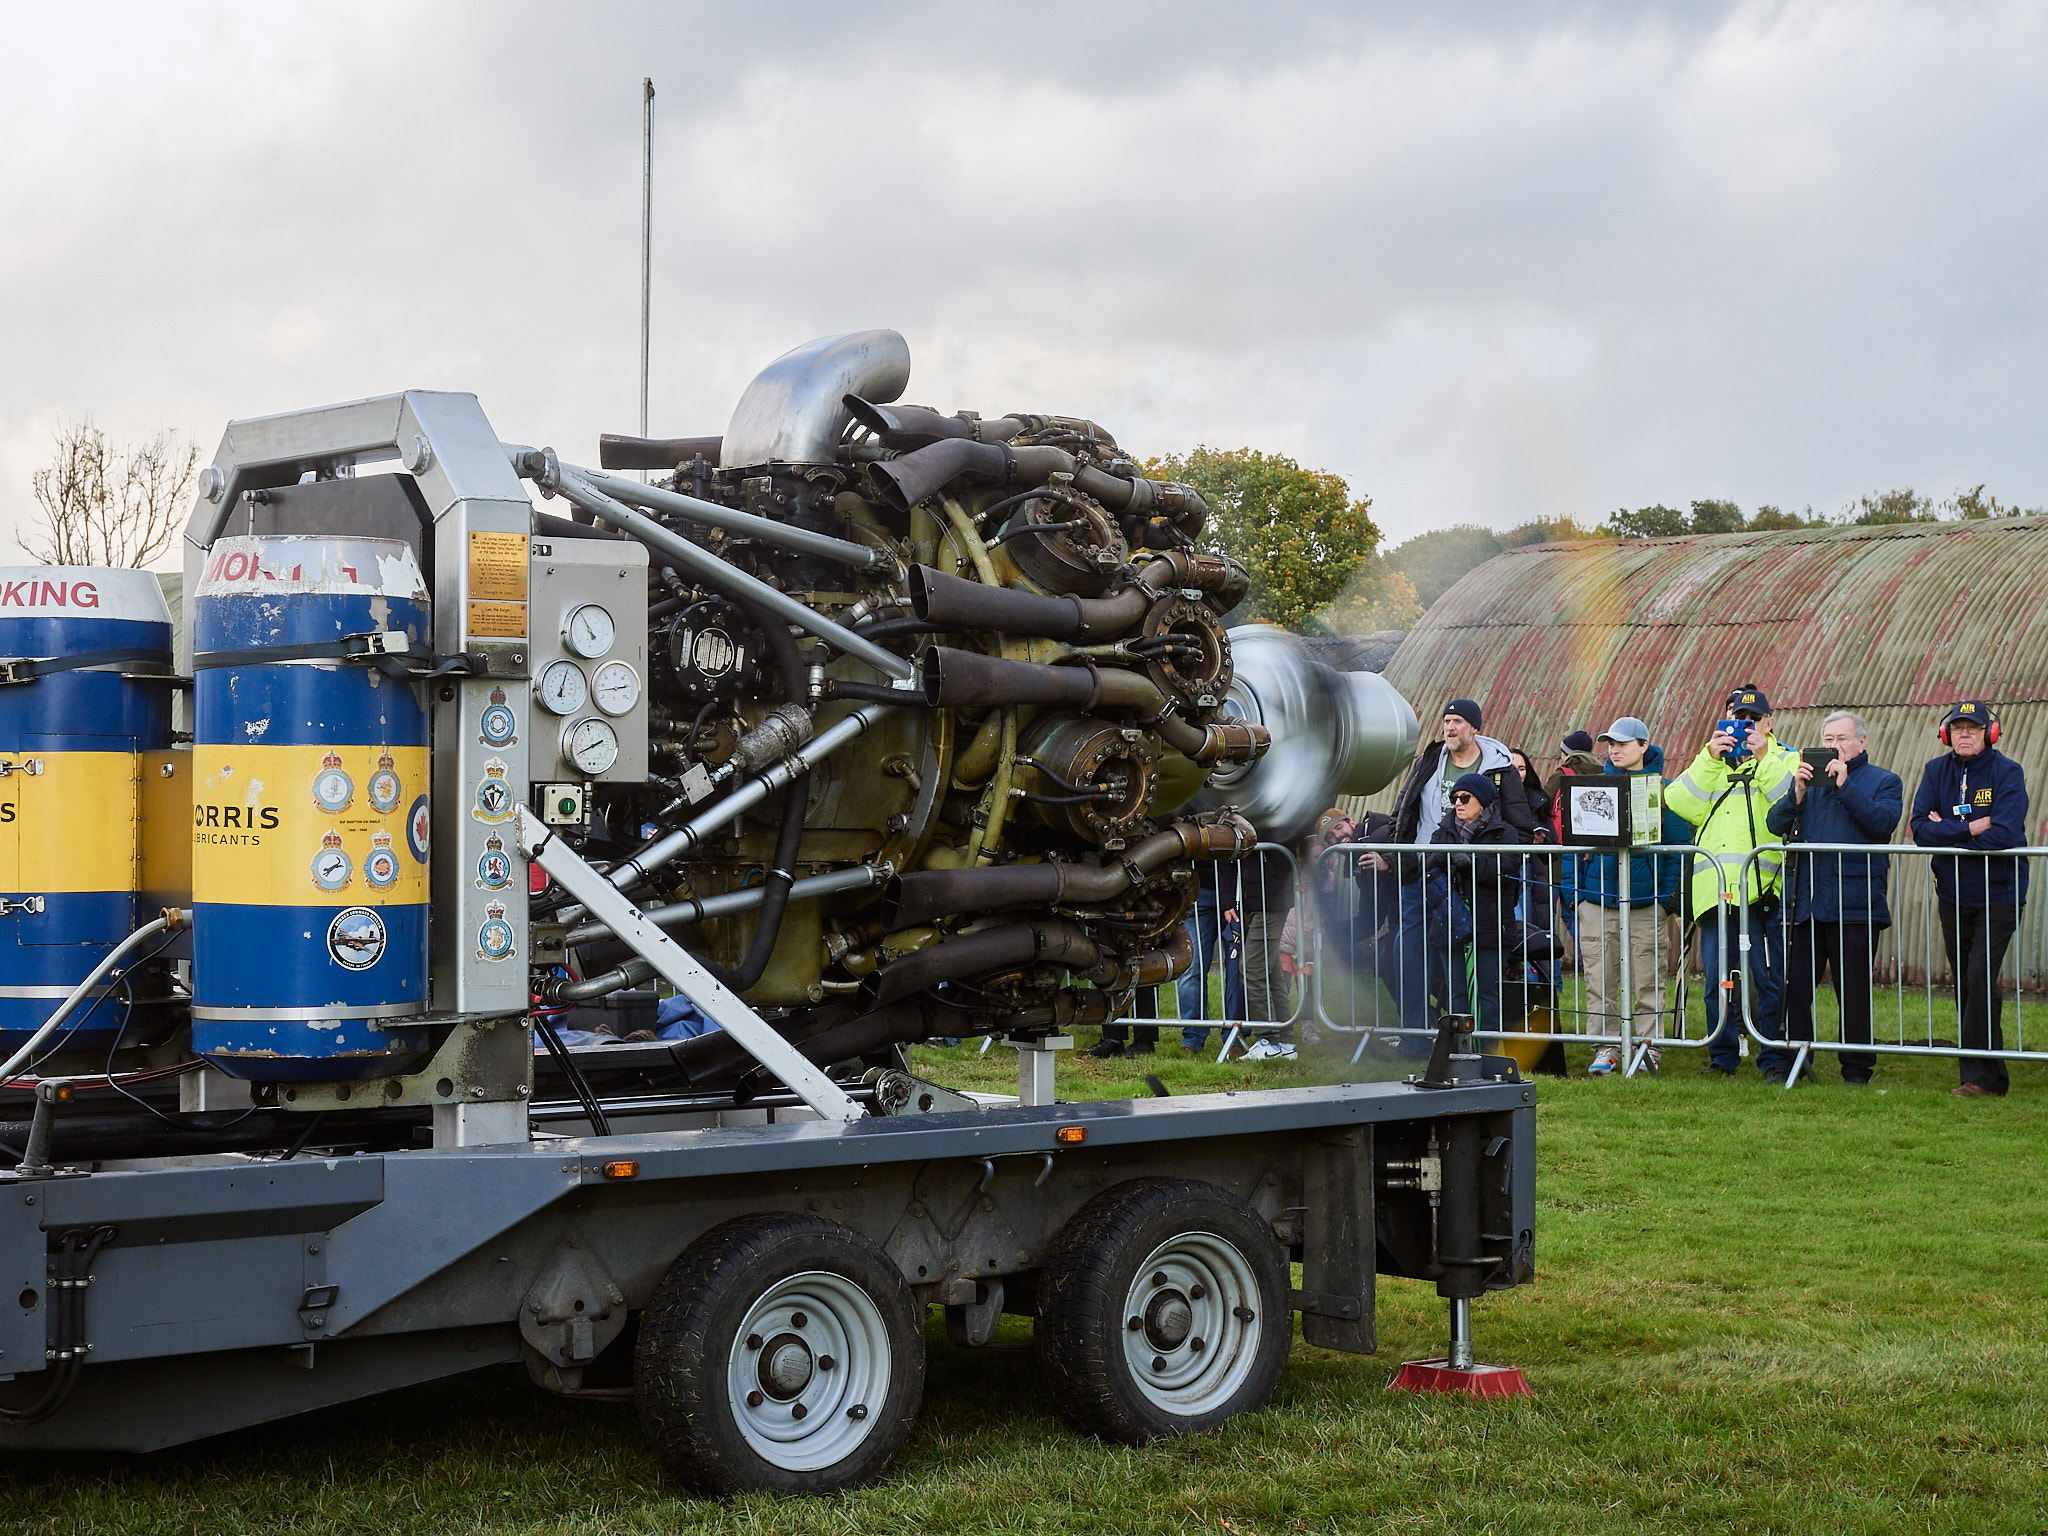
1605, 503, 1688, 539
19, 419, 199, 568
1148, 447, 1418, 632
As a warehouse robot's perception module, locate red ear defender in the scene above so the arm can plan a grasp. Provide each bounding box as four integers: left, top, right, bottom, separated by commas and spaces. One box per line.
1939, 705, 2000, 747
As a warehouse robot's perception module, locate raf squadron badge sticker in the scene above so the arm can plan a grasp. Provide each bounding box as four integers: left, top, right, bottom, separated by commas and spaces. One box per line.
328, 907, 387, 971
368, 750, 402, 815
476, 832, 513, 890
473, 758, 513, 824
479, 686, 518, 749
364, 830, 399, 890
476, 901, 515, 962
312, 750, 354, 814
311, 830, 352, 892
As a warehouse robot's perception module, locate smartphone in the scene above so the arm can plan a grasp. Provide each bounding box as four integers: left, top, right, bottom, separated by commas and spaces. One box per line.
1800, 748, 1838, 772
1717, 719, 1753, 761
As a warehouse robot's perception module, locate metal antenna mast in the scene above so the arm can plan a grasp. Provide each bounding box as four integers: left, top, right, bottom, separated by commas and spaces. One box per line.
639, 77, 655, 467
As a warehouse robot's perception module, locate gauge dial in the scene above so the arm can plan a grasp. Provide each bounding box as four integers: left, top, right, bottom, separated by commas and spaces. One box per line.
562, 716, 620, 776
591, 659, 641, 717
563, 604, 616, 659
536, 659, 587, 715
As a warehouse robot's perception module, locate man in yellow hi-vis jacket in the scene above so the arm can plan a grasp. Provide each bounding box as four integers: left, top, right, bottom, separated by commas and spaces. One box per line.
1664, 684, 1800, 1080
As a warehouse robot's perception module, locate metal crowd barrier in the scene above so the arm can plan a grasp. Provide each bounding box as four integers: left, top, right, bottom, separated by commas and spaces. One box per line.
1737, 841, 2048, 1088
1304, 842, 1729, 1075
1114, 842, 1307, 1060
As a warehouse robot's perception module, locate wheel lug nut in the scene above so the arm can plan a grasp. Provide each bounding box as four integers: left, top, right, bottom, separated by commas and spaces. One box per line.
1127, 1316, 1143, 1331
791, 1311, 807, 1327
745, 1334, 763, 1351
1191, 1337, 1205, 1353
746, 1390, 764, 1407
1151, 1271, 1168, 1287
792, 1403, 808, 1420
819, 1355, 836, 1371
1151, 1355, 1166, 1372
1190, 1284, 1206, 1300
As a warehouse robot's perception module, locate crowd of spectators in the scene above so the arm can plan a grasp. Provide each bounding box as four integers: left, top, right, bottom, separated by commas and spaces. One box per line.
1103, 681, 2031, 1100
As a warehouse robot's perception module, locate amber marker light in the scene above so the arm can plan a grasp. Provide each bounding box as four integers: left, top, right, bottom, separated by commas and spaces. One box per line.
1055, 1126, 1087, 1144
601, 1160, 640, 1179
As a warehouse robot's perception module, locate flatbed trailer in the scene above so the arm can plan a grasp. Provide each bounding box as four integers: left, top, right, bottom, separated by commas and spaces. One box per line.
0, 1065, 1532, 1492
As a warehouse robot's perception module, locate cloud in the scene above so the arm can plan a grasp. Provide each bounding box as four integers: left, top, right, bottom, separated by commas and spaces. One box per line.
3, 0, 2046, 564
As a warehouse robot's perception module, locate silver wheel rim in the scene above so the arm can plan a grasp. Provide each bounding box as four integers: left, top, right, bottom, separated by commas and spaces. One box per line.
725, 1269, 893, 1472
1118, 1231, 1263, 1417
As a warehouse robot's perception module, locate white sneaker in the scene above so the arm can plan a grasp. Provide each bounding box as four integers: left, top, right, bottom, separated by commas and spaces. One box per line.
1244, 1038, 1298, 1061
1588, 1046, 1621, 1075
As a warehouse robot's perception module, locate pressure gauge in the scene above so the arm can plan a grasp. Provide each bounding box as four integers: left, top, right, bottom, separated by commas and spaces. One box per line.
563, 603, 616, 659
591, 659, 641, 717
562, 716, 620, 776
536, 659, 587, 716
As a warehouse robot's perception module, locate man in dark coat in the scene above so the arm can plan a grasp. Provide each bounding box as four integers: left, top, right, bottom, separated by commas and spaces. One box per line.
1767, 710, 1904, 1084
1909, 701, 2030, 1098
1387, 700, 1533, 1040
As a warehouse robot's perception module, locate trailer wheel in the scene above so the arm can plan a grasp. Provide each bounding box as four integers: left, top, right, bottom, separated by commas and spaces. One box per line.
1035, 1178, 1288, 1443
634, 1213, 924, 1496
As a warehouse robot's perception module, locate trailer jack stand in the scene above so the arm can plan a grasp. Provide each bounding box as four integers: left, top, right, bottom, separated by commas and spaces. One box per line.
1388, 1297, 1531, 1398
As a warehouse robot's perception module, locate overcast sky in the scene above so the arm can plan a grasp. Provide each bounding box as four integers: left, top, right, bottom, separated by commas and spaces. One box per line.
4, 0, 2045, 563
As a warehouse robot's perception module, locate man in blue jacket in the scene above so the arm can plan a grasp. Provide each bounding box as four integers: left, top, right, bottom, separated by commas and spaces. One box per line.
1561, 718, 1691, 1074
1767, 711, 1903, 1085
1909, 701, 2030, 1098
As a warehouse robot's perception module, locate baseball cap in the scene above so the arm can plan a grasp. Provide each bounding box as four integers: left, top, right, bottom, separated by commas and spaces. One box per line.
1725, 685, 1770, 717
1942, 701, 1991, 727
1598, 717, 1650, 744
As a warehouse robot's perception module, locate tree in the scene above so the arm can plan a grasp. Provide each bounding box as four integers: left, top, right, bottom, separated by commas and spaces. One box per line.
1748, 504, 1823, 531
1499, 516, 1600, 549
1845, 488, 1937, 526
1605, 503, 1687, 539
1944, 484, 2027, 520
1384, 524, 1504, 607
1688, 498, 1746, 535
20, 419, 199, 568
1149, 447, 1413, 632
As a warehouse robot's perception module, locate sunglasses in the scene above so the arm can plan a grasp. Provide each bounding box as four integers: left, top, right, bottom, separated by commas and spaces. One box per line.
1451, 792, 1478, 805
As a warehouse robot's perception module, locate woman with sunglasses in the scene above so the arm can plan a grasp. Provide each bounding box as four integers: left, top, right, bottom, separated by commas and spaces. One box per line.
1423, 772, 1519, 1034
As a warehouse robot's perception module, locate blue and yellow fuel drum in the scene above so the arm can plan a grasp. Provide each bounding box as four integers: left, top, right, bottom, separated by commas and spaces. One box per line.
191, 536, 434, 1081
0, 567, 174, 1057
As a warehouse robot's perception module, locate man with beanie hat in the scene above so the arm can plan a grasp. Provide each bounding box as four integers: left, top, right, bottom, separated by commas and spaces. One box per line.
1387, 699, 1535, 1042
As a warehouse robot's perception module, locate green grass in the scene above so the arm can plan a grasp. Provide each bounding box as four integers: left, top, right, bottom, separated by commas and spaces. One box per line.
3, 1041, 2044, 1534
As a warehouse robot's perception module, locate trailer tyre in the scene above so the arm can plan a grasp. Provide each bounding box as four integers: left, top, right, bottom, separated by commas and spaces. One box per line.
634, 1213, 924, 1496
1035, 1177, 1289, 1443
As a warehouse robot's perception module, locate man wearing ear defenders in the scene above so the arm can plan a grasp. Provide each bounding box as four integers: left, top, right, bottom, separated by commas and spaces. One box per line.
1910, 701, 2030, 1098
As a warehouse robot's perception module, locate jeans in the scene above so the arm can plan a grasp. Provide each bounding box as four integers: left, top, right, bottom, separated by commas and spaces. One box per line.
1177, 889, 1244, 1049
1701, 900, 1787, 1075
1396, 870, 1470, 1035
1939, 902, 2020, 1095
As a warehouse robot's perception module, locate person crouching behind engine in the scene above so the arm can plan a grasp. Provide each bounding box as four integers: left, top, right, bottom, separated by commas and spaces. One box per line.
1390, 700, 1535, 1045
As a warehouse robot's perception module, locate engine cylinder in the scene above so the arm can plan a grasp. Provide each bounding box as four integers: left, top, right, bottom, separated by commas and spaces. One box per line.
0, 567, 174, 1054
189, 536, 433, 1081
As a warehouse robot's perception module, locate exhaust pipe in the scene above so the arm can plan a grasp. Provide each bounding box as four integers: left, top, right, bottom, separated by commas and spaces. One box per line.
881, 815, 1255, 931
722, 329, 913, 467
908, 554, 1250, 641
843, 397, 1028, 450
866, 436, 1209, 536
597, 433, 722, 471
857, 919, 1196, 1010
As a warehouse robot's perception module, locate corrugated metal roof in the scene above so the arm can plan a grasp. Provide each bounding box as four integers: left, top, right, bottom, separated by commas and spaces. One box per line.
1366, 517, 2048, 988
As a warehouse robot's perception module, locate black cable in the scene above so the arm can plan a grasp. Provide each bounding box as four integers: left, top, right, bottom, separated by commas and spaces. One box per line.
1015, 756, 1099, 797
992, 518, 1088, 547
532, 1014, 612, 1138
847, 616, 940, 642
826, 680, 929, 706
274, 1111, 328, 1162
97, 930, 258, 1131
1016, 789, 1112, 806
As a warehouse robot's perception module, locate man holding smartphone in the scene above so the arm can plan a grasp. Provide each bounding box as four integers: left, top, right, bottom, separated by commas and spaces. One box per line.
1767, 711, 1903, 1084
1665, 684, 1800, 1079
1910, 701, 2030, 1098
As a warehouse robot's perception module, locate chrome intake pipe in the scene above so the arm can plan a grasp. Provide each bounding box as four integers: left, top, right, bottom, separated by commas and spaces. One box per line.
722, 329, 912, 466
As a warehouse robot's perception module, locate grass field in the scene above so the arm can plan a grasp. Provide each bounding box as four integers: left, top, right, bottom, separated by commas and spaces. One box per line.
2, 1035, 2044, 1534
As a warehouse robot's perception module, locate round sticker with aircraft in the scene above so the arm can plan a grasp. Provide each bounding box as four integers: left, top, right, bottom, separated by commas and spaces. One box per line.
328, 907, 387, 972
